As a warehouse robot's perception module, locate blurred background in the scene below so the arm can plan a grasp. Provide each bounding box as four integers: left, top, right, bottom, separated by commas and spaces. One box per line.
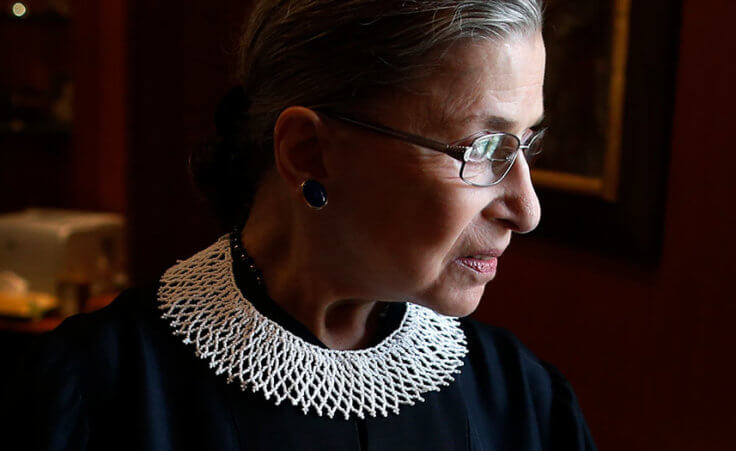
0, 0, 734, 449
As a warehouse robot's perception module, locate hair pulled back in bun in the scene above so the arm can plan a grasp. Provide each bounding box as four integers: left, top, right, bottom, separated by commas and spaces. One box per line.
188, 86, 270, 231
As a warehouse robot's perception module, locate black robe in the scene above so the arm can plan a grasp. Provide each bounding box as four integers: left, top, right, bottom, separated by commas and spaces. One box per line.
1, 244, 597, 451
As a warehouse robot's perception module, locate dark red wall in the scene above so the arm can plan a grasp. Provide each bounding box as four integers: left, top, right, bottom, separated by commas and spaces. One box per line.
72, 0, 127, 213
126, 0, 252, 282
474, 0, 736, 448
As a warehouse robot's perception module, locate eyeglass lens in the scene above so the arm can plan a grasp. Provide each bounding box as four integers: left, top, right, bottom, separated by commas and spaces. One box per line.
461, 130, 545, 186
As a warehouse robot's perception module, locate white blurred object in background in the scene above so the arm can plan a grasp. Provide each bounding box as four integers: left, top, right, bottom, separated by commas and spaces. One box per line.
0, 208, 127, 317
0, 270, 57, 318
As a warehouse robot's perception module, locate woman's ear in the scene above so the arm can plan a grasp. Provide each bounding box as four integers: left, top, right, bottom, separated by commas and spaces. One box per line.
273, 106, 329, 190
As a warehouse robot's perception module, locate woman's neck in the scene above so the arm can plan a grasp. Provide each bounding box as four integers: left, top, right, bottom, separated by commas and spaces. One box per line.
240, 175, 383, 350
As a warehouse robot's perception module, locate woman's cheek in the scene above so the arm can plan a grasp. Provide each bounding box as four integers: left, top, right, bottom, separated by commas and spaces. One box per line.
412, 198, 466, 259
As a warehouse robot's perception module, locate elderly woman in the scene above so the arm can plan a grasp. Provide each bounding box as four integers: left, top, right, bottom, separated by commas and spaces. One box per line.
3, 0, 597, 449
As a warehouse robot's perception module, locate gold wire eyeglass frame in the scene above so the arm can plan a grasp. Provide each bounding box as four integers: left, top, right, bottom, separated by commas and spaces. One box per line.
317, 111, 547, 187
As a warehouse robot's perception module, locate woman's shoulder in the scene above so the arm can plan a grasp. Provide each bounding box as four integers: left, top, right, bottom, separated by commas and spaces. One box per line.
46, 283, 164, 346
460, 316, 555, 371
459, 315, 579, 400
16, 283, 169, 389
458, 316, 597, 450
0, 285, 164, 449
64, 282, 160, 325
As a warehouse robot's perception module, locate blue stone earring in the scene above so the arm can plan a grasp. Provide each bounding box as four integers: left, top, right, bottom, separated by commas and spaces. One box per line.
300, 179, 328, 210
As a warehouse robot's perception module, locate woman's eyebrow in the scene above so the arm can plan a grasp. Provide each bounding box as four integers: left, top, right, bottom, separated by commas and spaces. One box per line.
483, 116, 517, 131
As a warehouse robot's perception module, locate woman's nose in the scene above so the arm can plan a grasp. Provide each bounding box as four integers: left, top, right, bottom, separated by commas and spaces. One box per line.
482, 151, 541, 234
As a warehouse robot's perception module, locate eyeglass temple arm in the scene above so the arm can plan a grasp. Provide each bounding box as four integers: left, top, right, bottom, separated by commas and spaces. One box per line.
325, 113, 467, 158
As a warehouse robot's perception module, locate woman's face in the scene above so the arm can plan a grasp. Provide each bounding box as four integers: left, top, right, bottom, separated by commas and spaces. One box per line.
322, 33, 545, 316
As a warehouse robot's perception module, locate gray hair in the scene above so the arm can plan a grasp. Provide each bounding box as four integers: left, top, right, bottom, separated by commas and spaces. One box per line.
191, 0, 544, 230
241, 0, 543, 142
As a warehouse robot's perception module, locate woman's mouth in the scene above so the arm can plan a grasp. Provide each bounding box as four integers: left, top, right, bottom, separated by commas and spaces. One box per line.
456, 256, 498, 274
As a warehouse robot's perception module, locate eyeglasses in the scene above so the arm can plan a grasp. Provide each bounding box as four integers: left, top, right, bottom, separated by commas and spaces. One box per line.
320, 111, 546, 187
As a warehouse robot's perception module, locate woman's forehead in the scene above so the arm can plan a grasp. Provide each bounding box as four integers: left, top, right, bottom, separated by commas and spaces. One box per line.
402, 33, 546, 137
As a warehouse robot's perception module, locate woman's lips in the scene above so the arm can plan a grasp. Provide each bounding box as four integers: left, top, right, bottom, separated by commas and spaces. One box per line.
456, 257, 498, 274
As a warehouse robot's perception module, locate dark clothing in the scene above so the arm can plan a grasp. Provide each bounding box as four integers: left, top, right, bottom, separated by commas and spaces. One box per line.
1, 252, 596, 450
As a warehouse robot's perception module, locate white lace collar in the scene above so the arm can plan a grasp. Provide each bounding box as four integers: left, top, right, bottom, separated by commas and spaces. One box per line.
157, 235, 468, 420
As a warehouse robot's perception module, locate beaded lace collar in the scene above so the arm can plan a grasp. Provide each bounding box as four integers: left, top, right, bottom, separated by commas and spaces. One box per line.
157, 235, 468, 420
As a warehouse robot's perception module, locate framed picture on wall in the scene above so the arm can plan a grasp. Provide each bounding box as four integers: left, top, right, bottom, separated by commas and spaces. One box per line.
533, 0, 631, 202
530, 0, 682, 263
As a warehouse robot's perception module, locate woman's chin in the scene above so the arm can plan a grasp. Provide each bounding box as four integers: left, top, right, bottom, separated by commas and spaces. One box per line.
442, 298, 482, 318
415, 287, 485, 318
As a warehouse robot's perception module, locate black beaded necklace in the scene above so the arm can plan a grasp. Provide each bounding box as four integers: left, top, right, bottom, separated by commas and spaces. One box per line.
229, 227, 266, 289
